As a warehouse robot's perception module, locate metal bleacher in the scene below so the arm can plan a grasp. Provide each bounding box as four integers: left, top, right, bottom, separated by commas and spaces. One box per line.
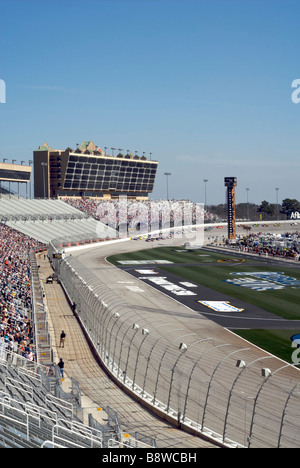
0, 355, 107, 448
0, 352, 153, 448
0, 197, 82, 218
0, 197, 115, 244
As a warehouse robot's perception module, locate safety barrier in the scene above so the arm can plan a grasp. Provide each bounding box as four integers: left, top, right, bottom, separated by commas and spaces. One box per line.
55, 253, 300, 448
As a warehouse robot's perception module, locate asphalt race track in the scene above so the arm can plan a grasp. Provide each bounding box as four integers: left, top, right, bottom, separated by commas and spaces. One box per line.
119, 254, 300, 330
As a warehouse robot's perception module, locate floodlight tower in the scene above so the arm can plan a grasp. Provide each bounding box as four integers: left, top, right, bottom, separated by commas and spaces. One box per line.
224, 177, 237, 241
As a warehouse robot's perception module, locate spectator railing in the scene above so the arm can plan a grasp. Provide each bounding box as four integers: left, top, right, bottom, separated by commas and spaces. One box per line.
30, 251, 54, 367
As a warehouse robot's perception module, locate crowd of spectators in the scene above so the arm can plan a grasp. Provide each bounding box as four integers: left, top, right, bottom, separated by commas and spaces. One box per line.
63, 198, 219, 231
0, 224, 46, 361
235, 232, 300, 260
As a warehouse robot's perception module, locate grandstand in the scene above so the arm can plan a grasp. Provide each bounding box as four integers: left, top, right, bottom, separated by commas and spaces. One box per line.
0, 227, 154, 449
0, 197, 116, 244
0, 197, 83, 219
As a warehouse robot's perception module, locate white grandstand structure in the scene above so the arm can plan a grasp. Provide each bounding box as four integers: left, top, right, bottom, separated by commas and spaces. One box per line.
0, 196, 115, 244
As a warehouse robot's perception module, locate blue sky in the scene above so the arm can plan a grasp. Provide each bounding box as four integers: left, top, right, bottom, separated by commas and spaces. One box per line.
0, 0, 299, 205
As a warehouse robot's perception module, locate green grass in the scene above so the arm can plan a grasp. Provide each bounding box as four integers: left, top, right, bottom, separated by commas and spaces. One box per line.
161, 263, 300, 320
234, 329, 298, 364
108, 246, 300, 320
108, 246, 257, 265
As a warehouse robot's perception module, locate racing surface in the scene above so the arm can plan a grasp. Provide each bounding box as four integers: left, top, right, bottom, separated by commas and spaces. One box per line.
63, 224, 300, 448
117, 250, 300, 330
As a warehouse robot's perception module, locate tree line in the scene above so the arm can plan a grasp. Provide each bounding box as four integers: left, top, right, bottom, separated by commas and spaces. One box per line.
208, 198, 300, 221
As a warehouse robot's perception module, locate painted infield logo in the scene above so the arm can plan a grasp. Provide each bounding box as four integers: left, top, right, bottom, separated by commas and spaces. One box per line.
139, 276, 197, 296
225, 272, 300, 291
199, 301, 244, 313
135, 268, 244, 313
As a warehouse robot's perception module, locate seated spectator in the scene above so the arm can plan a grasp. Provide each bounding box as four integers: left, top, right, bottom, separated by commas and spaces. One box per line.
0, 223, 46, 362
63, 197, 217, 232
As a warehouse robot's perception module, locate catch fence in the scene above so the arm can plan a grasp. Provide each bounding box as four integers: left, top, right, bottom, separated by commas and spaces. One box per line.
53, 253, 300, 448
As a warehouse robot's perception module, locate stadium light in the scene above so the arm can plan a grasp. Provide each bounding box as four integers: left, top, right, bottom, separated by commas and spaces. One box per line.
246, 188, 250, 220
203, 179, 208, 210
275, 188, 280, 218
164, 172, 171, 200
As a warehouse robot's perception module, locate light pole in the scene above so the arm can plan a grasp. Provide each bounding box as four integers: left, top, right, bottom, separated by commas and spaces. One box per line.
246, 188, 250, 220
203, 179, 208, 210
275, 187, 280, 219
164, 172, 171, 200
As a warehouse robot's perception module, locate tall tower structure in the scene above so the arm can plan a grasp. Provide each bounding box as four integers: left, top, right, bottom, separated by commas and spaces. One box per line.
224, 177, 237, 240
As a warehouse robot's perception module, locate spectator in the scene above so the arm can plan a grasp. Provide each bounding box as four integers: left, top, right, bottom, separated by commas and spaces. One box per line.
60, 330, 66, 348
58, 358, 65, 379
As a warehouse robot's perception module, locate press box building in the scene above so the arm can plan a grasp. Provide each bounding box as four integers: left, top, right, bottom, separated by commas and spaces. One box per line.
33, 141, 158, 199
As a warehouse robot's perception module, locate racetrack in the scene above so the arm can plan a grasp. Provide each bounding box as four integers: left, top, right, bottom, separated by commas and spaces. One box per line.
119, 259, 300, 330
59, 223, 300, 448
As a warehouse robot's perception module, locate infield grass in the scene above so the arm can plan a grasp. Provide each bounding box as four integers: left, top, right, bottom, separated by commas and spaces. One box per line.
108, 246, 300, 320
234, 329, 298, 365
